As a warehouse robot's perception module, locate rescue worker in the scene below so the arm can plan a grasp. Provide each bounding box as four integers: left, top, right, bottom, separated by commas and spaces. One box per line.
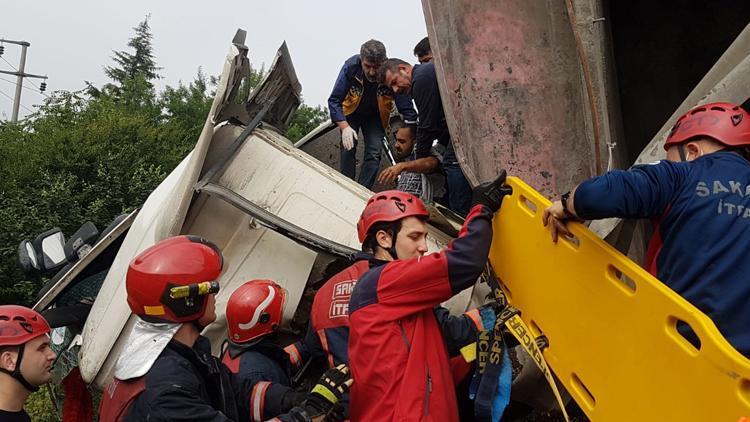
222, 279, 308, 421
286, 254, 372, 371
377, 115, 445, 203
284, 252, 374, 419
543, 102, 750, 358
348, 172, 511, 421
99, 235, 351, 422
286, 191, 493, 419
328, 39, 418, 189
413, 37, 432, 64
0, 306, 56, 422
379, 58, 473, 216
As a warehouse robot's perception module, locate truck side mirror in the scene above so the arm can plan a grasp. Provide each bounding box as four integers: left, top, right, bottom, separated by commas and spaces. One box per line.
17, 240, 40, 274
33, 228, 67, 273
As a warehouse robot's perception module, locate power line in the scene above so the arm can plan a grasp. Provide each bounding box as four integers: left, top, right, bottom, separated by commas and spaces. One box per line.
0, 40, 48, 121
26, 79, 48, 97
0, 88, 34, 114
26, 80, 49, 98
1, 55, 17, 71
21, 72, 48, 96
0, 55, 49, 98
0, 76, 49, 97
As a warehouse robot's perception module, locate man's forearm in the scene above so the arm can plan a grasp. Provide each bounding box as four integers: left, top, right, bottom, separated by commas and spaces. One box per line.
434, 307, 480, 357
400, 157, 438, 174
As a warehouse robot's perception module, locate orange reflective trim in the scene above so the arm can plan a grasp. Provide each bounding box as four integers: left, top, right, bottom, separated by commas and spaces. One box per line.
250, 381, 271, 422
284, 344, 302, 368
316, 329, 335, 368
465, 308, 483, 331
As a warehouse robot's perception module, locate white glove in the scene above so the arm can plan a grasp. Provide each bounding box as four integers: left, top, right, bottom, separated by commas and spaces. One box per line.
341, 126, 357, 151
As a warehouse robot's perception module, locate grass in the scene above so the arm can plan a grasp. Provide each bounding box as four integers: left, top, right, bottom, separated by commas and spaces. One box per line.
25, 388, 59, 422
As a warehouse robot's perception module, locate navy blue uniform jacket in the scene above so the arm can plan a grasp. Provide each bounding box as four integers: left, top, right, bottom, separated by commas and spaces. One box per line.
575, 151, 750, 357
124, 336, 246, 422
222, 340, 296, 422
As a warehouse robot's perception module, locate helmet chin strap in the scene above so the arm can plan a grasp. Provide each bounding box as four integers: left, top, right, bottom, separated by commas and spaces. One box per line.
192, 320, 207, 333
0, 344, 40, 392
386, 229, 399, 260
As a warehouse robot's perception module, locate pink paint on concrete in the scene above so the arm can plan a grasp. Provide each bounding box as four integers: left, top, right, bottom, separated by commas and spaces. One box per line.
422, 0, 594, 198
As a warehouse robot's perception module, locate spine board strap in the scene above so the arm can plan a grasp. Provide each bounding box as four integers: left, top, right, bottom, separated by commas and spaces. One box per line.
485, 263, 570, 422
472, 304, 510, 420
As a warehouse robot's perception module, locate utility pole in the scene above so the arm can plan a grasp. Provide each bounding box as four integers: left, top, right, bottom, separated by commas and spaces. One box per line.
0, 39, 48, 122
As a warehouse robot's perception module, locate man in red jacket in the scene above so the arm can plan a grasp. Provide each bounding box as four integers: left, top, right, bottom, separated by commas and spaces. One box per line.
348, 172, 509, 421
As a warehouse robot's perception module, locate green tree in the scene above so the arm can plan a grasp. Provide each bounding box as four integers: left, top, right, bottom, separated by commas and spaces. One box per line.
0, 86, 190, 306
99, 16, 161, 107
104, 16, 161, 87
160, 67, 212, 142
286, 104, 328, 142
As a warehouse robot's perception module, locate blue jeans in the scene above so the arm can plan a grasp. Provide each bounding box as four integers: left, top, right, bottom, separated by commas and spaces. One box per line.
444, 164, 472, 217
443, 142, 472, 217
340, 115, 385, 190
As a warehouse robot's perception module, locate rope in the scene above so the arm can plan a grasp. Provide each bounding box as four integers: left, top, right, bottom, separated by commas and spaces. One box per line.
564, 0, 604, 175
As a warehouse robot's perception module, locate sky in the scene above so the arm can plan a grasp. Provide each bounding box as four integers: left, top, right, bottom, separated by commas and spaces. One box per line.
0, 0, 427, 120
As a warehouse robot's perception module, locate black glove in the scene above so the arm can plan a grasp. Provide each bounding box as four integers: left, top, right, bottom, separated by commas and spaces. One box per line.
471, 170, 512, 213
281, 389, 308, 412
301, 364, 352, 421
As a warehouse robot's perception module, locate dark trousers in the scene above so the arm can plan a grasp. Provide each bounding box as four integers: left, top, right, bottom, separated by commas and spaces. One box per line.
444, 164, 472, 217
340, 115, 385, 190
443, 142, 472, 217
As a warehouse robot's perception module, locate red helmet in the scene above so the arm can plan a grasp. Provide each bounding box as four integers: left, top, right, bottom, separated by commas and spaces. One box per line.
357, 190, 429, 242
665, 102, 750, 150
0, 306, 52, 392
0, 305, 50, 347
126, 235, 223, 323
226, 280, 286, 344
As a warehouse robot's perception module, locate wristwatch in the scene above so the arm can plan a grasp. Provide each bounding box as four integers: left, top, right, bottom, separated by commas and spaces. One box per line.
560, 191, 573, 217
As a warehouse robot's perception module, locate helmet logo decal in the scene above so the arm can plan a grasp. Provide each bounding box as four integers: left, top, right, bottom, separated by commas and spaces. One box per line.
680, 114, 721, 132
732, 113, 743, 127
238, 286, 276, 330
395, 201, 406, 212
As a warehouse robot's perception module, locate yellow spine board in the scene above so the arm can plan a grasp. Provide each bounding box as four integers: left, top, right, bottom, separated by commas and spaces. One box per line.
489, 177, 750, 421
